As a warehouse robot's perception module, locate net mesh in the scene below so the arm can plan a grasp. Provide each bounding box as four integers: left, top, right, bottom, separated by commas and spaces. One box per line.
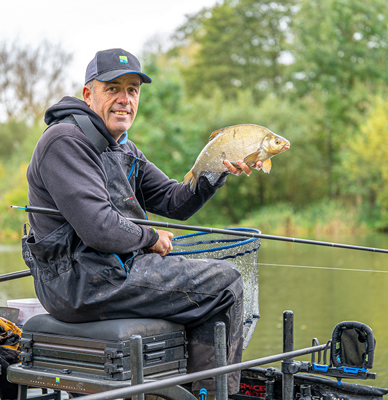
168, 228, 260, 350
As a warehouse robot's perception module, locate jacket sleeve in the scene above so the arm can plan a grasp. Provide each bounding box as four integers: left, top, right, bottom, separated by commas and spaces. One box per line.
32, 125, 159, 253
126, 142, 227, 220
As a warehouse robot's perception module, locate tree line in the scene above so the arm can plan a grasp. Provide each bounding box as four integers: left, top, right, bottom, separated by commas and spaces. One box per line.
1, 0, 388, 240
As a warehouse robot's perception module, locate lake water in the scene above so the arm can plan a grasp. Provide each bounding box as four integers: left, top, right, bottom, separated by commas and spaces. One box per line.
1, 232, 388, 389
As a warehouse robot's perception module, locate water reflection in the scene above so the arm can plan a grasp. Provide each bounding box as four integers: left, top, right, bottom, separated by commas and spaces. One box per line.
1, 234, 388, 388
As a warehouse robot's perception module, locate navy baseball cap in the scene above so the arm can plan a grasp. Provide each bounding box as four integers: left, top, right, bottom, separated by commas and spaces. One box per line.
85, 48, 152, 85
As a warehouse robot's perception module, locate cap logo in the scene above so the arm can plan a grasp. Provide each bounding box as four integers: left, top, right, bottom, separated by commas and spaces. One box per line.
119, 55, 128, 63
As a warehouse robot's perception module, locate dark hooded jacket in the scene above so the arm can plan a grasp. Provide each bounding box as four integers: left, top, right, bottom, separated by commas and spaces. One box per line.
23, 96, 229, 321
27, 96, 226, 254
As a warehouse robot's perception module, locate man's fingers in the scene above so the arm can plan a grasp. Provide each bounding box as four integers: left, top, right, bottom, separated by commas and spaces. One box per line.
253, 161, 263, 171
223, 160, 242, 175
224, 159, 263, 176
237, 160, 252, 176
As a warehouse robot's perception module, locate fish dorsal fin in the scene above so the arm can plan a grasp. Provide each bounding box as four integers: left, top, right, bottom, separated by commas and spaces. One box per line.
209, 128, 225, 141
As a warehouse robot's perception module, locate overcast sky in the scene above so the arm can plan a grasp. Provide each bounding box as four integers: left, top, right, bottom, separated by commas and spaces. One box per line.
1, 0, 218, 86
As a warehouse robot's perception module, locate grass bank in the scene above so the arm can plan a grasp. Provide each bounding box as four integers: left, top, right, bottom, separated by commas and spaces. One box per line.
238, 200, 370, 238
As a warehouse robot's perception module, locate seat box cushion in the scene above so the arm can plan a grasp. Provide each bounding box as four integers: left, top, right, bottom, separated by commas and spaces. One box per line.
23, 313, 185, 340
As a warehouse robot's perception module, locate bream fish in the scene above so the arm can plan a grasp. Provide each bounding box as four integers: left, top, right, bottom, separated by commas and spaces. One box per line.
183, 124, 290, 192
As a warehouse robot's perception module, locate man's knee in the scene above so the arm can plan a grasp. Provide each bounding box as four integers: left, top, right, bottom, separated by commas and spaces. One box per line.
213, 260, 243, 290
227, 267, 244, 299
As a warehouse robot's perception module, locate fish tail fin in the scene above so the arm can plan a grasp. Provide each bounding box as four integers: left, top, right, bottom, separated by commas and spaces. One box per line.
184, 169, 197, 193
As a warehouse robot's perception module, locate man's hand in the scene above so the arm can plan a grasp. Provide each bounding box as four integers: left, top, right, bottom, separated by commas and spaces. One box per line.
224, 160, 263, 176
148, 229, 174, 257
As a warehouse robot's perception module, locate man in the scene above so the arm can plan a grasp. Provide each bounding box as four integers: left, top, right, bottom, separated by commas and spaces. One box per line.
23, 48, 262, 398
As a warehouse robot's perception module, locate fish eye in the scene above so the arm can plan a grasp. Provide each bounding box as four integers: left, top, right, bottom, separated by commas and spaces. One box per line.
274, 139, 280, 145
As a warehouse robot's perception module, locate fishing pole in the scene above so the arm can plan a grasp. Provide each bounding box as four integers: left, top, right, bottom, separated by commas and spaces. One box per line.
11, 205, 388, 254
0, 270, 31, 283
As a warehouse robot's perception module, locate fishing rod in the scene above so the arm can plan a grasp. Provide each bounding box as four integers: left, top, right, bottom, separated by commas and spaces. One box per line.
11, 205, 388, 254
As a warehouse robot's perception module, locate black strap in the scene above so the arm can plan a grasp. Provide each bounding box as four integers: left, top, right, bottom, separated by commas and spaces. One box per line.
72, 114, 109, 153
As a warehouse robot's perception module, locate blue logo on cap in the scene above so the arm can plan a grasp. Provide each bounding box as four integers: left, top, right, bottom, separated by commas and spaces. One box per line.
119, 55, 128, 63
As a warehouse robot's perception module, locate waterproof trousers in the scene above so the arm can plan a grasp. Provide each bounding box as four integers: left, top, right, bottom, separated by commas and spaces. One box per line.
31, 246, 244, 395
126, 253, 245, 396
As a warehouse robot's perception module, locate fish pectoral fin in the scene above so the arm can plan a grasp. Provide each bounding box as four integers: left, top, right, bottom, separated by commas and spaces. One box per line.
243, 151, 261, 167
262, 158, 272, 173
208, 128, 225, 141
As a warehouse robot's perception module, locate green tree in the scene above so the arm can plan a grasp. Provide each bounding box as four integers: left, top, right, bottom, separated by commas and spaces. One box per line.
0, 122, 44, 240
0, 162, 29, 240
0, 121, 28, 160
342, 97, 388, 229
288, 0, 388, 197
172, 0, 298, 101
290, 0, 388, 96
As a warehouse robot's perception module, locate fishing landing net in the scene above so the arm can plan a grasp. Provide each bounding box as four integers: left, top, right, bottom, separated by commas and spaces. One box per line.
168, 228, 260, 350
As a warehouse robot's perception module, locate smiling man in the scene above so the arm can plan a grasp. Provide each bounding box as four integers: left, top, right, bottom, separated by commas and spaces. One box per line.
83, 74, 141, 141
24, 48, 260, 398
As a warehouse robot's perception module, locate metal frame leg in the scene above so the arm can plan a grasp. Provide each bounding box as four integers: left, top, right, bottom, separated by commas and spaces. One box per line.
17, 385, 28, 400
17, 385, 61, 400
130, 335, 145, 400
282, 311, 294, 400
215, 322, 228, 400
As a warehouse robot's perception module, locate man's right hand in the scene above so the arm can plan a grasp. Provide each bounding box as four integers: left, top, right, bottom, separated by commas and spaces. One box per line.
148, 229, 174, 257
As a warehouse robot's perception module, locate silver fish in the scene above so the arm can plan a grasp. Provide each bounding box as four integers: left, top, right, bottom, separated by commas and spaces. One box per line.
184, 124, 290, 192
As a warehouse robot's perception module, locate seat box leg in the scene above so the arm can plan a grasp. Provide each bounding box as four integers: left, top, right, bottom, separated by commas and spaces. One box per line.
17, 386, 61, 400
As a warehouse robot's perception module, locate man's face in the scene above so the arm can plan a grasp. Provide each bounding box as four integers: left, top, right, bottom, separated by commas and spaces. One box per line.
83, 74, 141, 140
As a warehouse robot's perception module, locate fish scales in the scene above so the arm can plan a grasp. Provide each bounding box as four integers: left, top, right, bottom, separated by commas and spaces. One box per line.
183, 124, 290, 192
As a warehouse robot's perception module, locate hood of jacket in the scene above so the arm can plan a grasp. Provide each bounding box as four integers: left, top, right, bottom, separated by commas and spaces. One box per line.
44, 96, 118, 147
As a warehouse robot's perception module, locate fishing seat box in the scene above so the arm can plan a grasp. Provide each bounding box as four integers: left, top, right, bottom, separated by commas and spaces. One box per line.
19, 314, 188, 381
